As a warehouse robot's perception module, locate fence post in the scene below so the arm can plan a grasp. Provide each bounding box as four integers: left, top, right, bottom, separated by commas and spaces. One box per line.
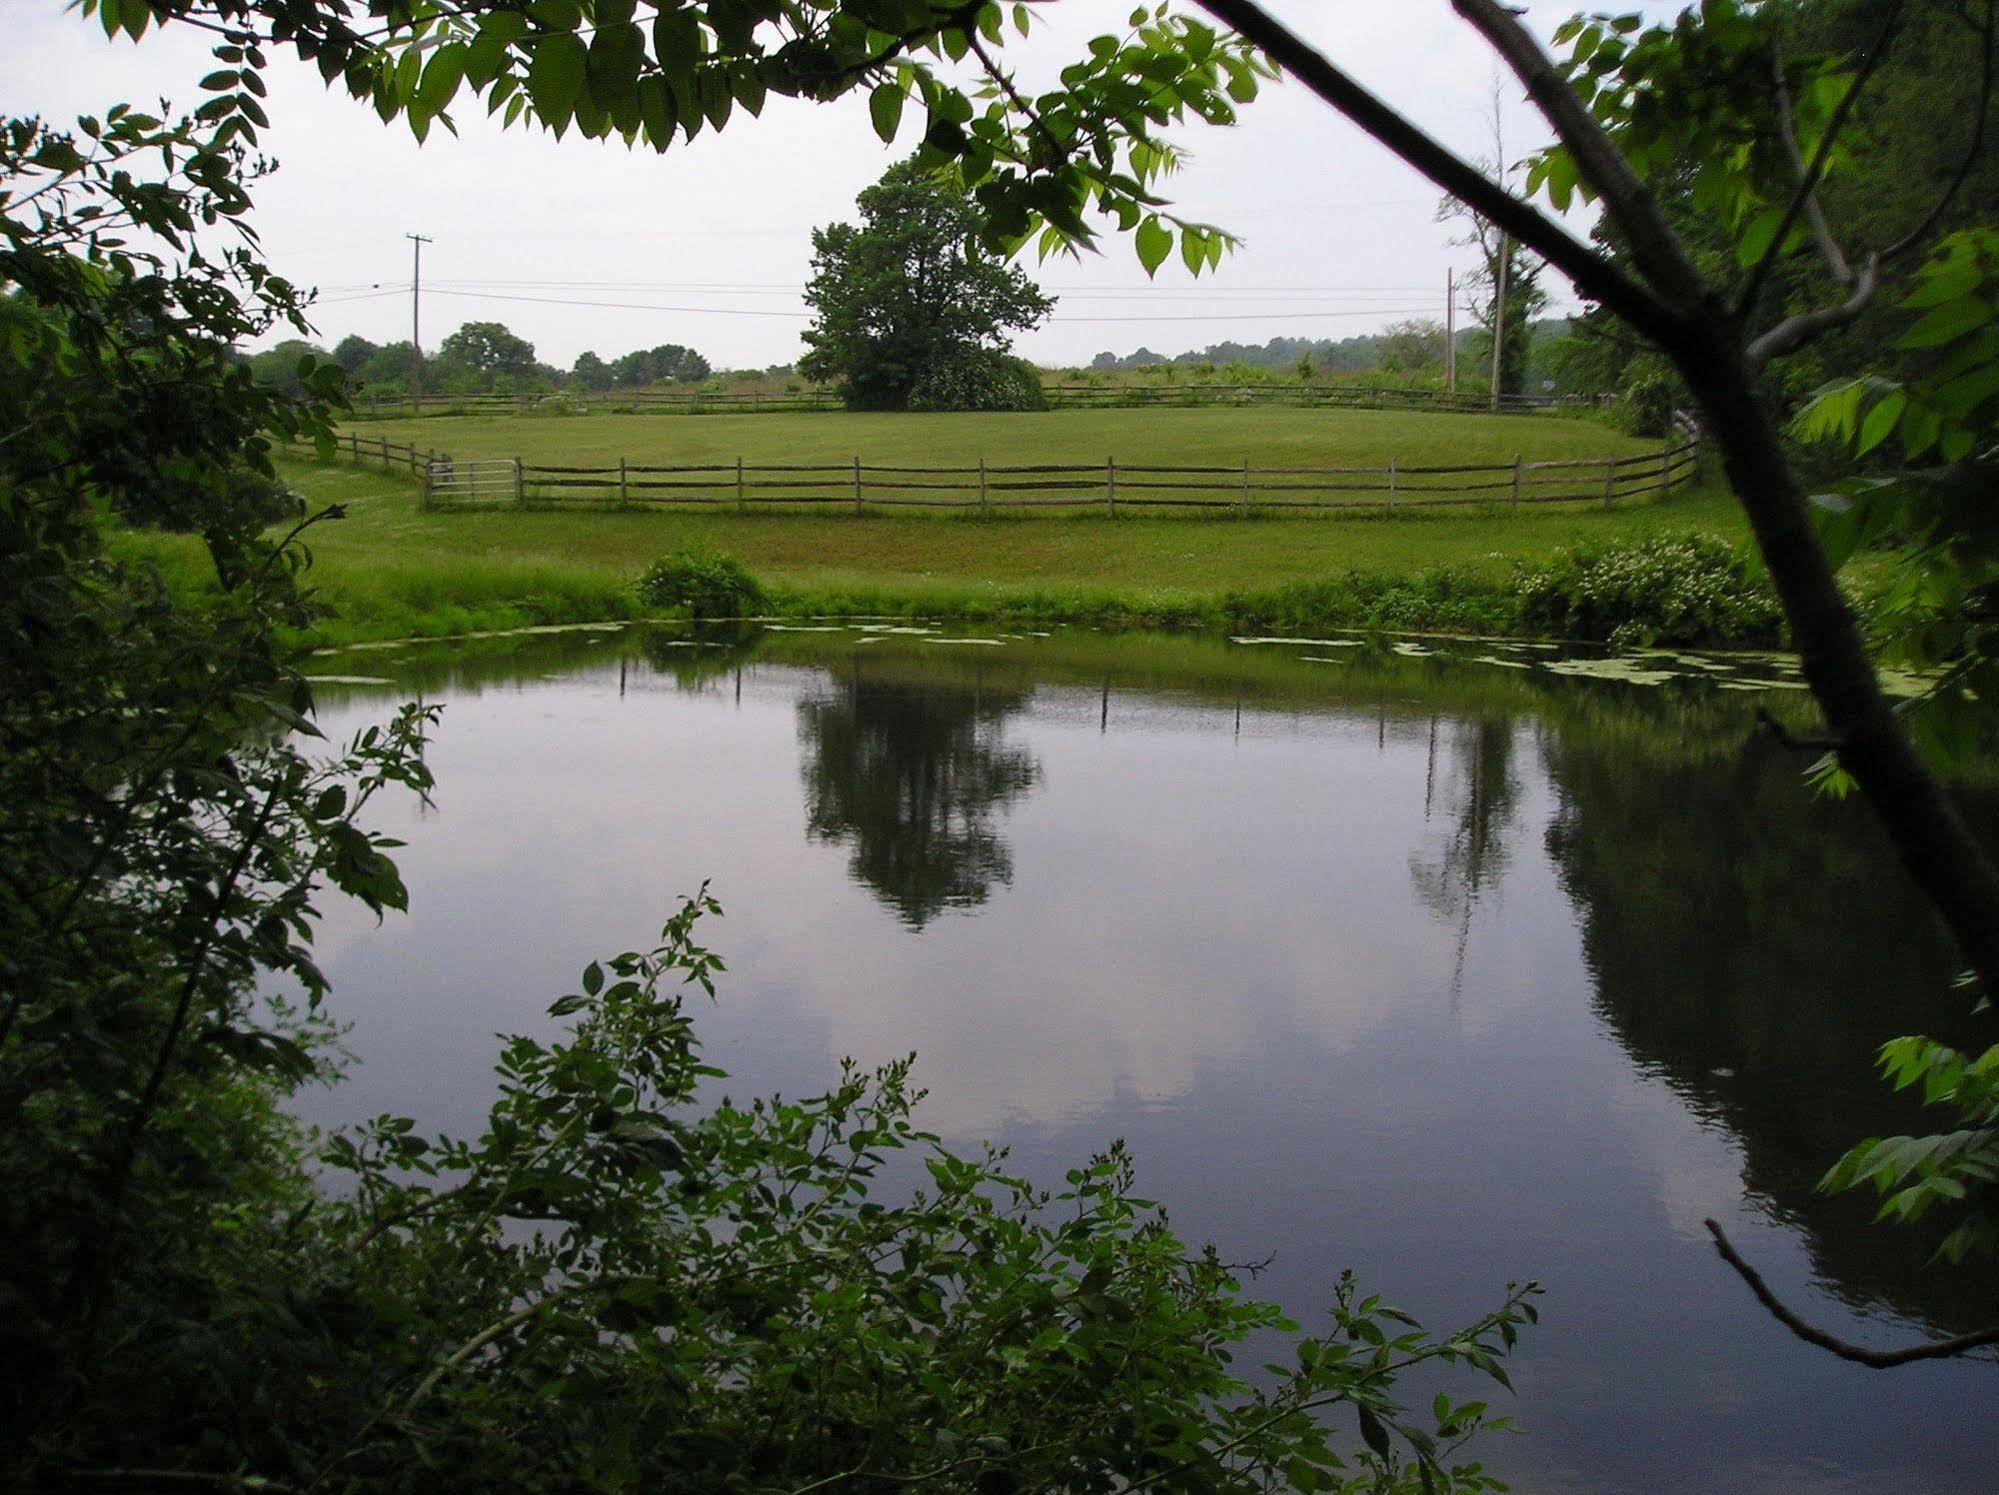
1511, 454, 1523, 514
619, 457, 629, 507
1603, 456, 1617, 510
853, 455, 862, 516
736, 456, 746, 512
1239, 457, 1251, 517
1107, 455, 1117, 518
1388, 457, 1398, 515
420, 459, 432, 511
513, 456, 525, 507
978, 455, 989, 516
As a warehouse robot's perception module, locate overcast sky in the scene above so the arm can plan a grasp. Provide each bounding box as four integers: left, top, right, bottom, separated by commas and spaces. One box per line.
4, 1, 1683, 370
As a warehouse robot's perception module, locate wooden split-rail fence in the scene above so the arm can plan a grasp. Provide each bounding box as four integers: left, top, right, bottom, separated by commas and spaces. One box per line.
313, 418, 1702, 517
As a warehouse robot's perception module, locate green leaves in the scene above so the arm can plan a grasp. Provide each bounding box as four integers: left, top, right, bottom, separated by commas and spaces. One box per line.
526, 33, 588, 133
1135, 214, 1171, 276
869, 81, 903, 143
1823, 1033, 1999, 1259
199, 0, 1270, 280
1899, 297, 1994, 352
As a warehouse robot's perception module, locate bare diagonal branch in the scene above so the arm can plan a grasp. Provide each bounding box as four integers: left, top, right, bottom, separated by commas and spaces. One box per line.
1191, 0, 1679, 346
1770, 37, 1853, 286
1705, 1219, 1999, 1368
1448, 0, 1709, 312
1747, 252, 1879, 369
1737, 2, 1904, 319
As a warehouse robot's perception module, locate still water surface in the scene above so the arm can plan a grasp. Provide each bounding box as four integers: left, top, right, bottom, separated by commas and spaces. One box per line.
301, 623, 1997, 1492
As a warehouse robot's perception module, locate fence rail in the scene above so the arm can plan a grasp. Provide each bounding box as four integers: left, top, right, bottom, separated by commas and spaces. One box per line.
353, 382, 1594, 420
437, 433, 1698, 513
297, 421, 1702, 516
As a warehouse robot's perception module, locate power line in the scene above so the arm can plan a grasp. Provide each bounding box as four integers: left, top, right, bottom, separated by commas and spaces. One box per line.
426, 288, 810, 318
418, 287, 1440, 324
360, 275, 1439, 298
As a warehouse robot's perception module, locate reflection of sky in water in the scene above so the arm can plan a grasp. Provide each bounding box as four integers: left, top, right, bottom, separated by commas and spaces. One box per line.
294, 646, 1998, 1494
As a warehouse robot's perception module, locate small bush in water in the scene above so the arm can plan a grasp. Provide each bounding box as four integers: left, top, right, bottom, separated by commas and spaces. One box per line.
636, 546, 767, 619
1516, 534, 1783, 649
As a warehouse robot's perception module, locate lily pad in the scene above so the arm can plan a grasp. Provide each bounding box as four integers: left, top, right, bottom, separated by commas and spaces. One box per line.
1542, 657, 1680, 686
1230, 636, 1367, 648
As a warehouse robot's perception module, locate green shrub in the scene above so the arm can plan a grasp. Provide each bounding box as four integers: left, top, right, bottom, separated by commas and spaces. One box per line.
1611, 369, 1677, 438
1516, 534, 1783, 649
1228, 567, 1519, 638
906, 349, 1048, 412
635, 546, 767, 619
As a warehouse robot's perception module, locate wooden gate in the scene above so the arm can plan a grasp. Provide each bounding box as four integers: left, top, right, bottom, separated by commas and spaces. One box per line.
424, 457, 517, 506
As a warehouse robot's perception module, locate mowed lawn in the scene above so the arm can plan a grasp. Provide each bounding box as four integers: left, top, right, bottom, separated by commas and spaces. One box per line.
113, 408, 1747, 641
344, 404, 1668, 472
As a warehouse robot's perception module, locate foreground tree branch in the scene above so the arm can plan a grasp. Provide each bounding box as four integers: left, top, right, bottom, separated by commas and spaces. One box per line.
1704, 1219, 1999, 1367
1191, 0, 1680, 347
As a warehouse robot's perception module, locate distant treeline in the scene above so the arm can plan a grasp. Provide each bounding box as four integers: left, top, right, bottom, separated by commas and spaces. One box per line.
1081, 319, 1581, 392
239, 320, 771, 399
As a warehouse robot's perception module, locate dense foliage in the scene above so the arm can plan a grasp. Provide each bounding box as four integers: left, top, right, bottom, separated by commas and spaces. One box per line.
802, 159, 1054, 410
1789, 226, 1999, 1255
0, 93, 433, 1475
1516, 534, 1786, 649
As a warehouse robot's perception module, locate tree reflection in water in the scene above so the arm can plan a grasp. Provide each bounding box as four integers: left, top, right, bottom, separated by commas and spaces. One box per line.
1543, 728, 1999, 1336
1409, 715, 1522, 1003
797, 658, 1040, 928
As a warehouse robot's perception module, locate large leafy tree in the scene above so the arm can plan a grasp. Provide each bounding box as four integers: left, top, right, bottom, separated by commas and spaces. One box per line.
801, 158, 1053, 409
437, 317, 538, 376
610, 340, 709, 384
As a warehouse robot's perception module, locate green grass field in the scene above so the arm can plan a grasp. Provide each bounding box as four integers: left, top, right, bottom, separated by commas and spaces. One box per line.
344, 404, 1664, 472
119, 408, 1747, 644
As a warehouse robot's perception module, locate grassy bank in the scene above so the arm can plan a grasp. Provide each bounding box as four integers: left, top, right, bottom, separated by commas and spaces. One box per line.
114, 433, 1750, 648
280, 406, 1709, 642
139, 465, 1743, 645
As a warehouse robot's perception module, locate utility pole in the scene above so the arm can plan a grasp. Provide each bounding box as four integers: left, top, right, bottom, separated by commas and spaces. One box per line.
1487, 94, 1507, 413
407, 233, 432, 417
1445, 267, 1456, 395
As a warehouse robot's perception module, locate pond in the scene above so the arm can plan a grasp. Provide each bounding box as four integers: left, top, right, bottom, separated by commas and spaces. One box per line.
298, 622, 1997, 1492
